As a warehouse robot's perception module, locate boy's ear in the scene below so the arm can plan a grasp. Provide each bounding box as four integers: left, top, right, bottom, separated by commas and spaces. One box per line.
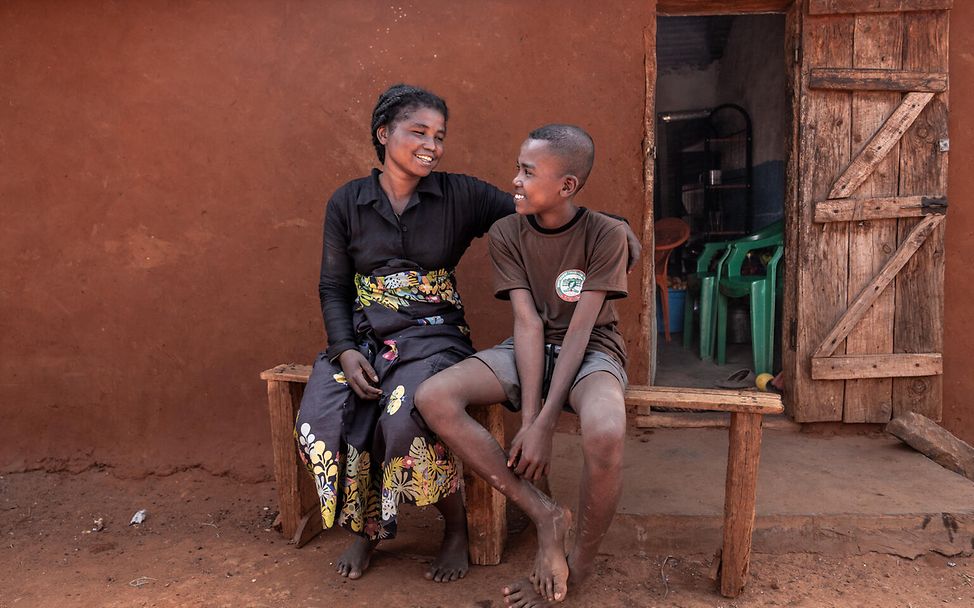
561, 175, 580, 197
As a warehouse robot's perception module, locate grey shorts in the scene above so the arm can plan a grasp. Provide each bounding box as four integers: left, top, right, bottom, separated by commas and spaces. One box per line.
471, 337, 628, 413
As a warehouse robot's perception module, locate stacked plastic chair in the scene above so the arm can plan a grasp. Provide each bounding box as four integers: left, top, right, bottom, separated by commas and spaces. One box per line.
683, 220, 783, 364
714, 228, 784, 375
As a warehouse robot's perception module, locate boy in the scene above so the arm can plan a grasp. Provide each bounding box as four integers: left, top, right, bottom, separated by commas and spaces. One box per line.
415, 124, 629, 606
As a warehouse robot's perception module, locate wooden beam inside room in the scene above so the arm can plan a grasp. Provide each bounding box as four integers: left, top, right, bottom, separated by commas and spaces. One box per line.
657, 0, 794, 15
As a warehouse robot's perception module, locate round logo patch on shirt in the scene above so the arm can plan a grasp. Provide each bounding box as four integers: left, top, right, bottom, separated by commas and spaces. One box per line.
555, 269, 586, 302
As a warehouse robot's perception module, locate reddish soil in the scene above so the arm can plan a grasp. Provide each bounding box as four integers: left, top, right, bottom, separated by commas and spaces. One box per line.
2, 469, 973, 608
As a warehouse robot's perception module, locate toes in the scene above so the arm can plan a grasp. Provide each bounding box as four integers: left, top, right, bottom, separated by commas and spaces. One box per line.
347, 567, 363, 580
424, 569, 435, 581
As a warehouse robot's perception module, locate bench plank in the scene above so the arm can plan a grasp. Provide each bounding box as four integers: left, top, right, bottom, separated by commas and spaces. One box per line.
626, 385, 784, 415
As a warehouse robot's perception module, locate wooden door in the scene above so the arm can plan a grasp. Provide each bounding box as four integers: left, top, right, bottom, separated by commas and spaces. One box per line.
785, 0, 950, 423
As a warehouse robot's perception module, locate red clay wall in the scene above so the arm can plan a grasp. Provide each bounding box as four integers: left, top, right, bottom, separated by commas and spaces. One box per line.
943, 1, 974, 444
0, 1, 654, 477
4, 0, 973, 478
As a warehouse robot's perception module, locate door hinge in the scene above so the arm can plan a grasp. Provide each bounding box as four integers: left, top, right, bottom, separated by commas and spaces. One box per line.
921, 196, 948, 215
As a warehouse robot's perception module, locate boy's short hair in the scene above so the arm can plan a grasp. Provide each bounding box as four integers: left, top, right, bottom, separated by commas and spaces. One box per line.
527, 124, 595, 187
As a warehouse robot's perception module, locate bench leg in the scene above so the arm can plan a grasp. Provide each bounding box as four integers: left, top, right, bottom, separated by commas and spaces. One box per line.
267, 380, 322, 545
464, 404, 508, 566
720, 412, 763, 598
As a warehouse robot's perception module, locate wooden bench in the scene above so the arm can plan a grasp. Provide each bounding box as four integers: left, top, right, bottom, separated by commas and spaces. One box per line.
260, 364, 783, 598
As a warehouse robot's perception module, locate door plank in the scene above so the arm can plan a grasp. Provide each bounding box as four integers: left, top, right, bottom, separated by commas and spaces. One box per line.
894, 9, 949, 419
814, 214, 943, 358
657, 0, 793, 15
781, 0, 802, 420
792, 12, 855, 422
809, 68, 947, 92
828, 91, 934, 199
814, 195, 945, 222
843, 12, 902, 423
812, 353, 942, 379
809, 0, 952, 14
640, 22, 658, 384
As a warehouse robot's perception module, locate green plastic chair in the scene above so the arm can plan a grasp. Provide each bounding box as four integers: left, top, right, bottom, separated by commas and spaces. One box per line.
683, 220, 784, 361
715, 232, 784, 375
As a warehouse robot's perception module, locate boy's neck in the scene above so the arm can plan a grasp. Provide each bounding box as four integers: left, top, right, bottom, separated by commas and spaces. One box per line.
533, 202, 580, 230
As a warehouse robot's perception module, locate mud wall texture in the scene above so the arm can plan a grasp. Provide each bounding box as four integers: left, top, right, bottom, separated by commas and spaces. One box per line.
3, 0, 973, 478
0, 1, 654, 477
943, 1, 974, 445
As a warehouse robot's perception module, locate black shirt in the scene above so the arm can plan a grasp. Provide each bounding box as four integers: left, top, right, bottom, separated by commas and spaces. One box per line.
320, 169, 514, 359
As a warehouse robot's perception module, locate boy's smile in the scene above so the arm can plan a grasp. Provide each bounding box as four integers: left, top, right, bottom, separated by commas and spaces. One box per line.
512, 138, 578, 228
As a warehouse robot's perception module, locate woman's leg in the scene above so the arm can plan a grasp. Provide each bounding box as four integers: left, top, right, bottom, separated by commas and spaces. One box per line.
373, 350, 472, 581
295, 351, 381, 579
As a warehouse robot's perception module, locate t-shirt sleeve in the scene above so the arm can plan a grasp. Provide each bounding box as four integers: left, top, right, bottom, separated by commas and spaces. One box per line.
487, 223, 530, 300
582, 223, 629, 299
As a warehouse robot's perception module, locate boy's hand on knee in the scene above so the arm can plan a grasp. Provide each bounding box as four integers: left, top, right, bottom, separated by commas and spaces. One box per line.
338, 350, 383, 400
508, 422, 553, 481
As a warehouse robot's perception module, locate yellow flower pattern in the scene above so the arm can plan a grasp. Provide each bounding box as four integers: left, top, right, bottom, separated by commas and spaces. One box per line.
385, 385, 405, 415
296, 422, 339, 528
355, 268, 462, 312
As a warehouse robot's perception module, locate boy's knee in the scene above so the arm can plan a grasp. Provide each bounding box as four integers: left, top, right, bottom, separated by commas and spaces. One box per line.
414, 377, 455, 416
582, 412, 626, 462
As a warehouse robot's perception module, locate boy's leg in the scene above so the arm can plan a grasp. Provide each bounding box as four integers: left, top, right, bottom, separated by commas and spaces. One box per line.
503, 371, 626, 607
415, 359, 572, 603
564, 371, 626, 580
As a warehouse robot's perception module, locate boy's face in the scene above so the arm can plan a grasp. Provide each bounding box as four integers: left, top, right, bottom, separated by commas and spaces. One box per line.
512, 139, 571, 216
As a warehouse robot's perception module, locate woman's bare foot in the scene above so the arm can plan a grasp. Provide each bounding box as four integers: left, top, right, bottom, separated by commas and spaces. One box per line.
336, 535, 378, 579
531, 504, 572, 602
425, 522, 469, 582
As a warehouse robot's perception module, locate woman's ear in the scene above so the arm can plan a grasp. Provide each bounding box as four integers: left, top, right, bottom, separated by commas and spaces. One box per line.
376, 125, 389, 145
561, 175, 580, 197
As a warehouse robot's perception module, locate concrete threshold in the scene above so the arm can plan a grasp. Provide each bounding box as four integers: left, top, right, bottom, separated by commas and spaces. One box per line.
548, 428, 974, 558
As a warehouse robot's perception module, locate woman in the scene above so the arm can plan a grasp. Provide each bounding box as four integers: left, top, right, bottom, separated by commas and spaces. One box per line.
295, 84, 514, 583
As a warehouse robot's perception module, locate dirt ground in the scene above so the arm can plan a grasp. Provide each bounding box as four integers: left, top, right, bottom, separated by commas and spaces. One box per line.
2, 468, 973, 608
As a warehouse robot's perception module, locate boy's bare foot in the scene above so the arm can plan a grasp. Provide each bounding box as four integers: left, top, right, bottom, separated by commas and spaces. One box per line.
336, 536, 378, 579
531, 504, 572, 602
506, 553, 595, 607
425, 524, 469, 582
504, 579, 556, 608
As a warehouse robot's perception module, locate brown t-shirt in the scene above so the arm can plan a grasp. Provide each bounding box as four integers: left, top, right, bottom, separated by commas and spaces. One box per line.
487, 207, 629, 366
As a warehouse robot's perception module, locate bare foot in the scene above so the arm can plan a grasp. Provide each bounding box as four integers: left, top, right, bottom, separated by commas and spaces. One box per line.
508, 554, 595, 607
504, 579, 557, 608
425, 524, 469, 582
532, 505, 572, 602
336, 536, 378, 579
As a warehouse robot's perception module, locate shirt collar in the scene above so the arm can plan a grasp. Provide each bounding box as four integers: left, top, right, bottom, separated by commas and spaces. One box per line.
354, 168, 443, 205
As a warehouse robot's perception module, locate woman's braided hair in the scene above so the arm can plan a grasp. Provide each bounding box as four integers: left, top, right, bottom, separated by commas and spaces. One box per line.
370, 84, 449, 163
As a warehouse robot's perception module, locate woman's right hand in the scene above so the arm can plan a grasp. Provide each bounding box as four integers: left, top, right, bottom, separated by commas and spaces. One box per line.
338, 349, 383, 400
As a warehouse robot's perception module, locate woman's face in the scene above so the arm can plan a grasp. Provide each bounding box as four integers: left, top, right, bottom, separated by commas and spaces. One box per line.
377, 106, 446, 178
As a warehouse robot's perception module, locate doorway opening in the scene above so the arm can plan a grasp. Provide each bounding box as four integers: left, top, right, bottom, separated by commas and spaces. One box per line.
653, 13, 788, 394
